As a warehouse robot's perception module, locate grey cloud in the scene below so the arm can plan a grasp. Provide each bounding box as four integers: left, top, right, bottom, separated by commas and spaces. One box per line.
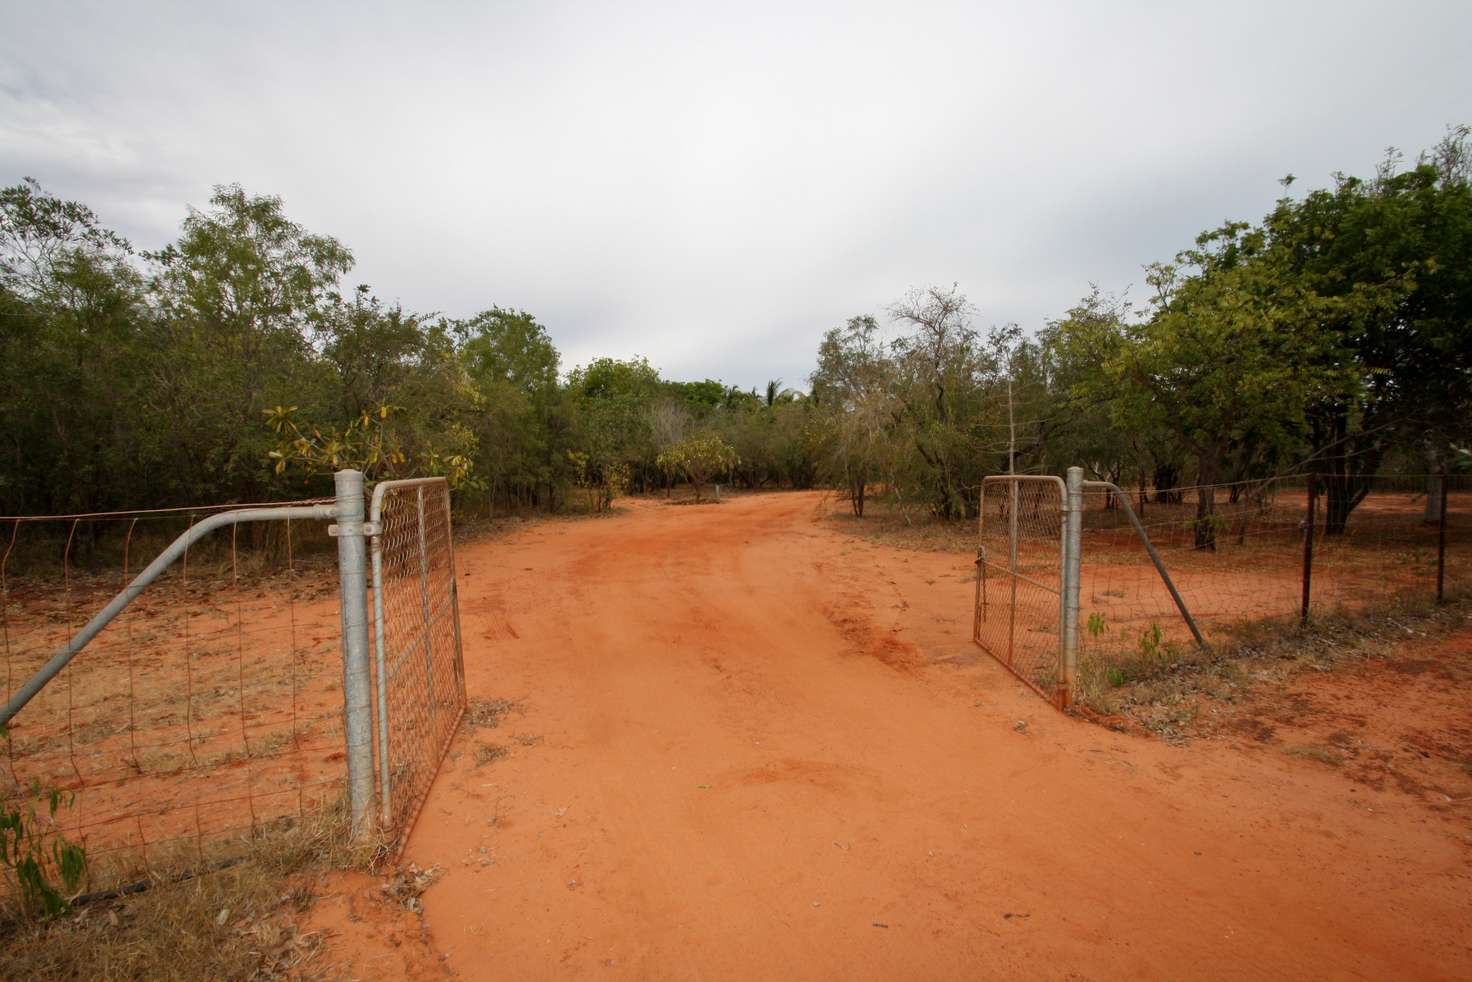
3, 1, 1468, 390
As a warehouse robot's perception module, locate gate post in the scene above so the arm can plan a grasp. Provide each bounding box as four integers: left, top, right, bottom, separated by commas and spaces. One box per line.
1060, 467, 1084, 709
332, 469, 376, 835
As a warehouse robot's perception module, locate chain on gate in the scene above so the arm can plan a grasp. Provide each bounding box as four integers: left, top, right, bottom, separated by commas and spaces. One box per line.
370, 478, 467, 836
974, 475, 1068, 707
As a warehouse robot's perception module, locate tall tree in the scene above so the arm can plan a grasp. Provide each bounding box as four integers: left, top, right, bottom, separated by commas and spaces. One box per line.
1263, 129, 1472, 530
811, 315, 896, 516
0, 179, 150, 513
146, 185, 353, 501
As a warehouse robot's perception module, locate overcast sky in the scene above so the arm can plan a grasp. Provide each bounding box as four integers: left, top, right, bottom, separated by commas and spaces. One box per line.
3, 1, 1468, 390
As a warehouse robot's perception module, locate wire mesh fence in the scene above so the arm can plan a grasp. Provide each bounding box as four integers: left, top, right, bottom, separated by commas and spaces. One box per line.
974, 476, 1066, 704
370, 480, 466, 837
0, 501, 348, 897
1074, 473, 1468, 701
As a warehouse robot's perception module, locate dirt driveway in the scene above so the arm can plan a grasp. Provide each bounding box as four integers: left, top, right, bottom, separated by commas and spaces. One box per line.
322, 491, 1471, 980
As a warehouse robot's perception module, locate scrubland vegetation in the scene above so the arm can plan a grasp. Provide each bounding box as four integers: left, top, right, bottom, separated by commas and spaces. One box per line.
2, 129, 1468, 530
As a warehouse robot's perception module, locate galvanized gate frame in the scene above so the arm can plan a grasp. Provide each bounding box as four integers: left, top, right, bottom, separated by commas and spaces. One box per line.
974, 467, 1204, 711
367, 477, 467, 833
1, 469, 473, 844
0, 471, 381, 833
973, 472, 1076, 707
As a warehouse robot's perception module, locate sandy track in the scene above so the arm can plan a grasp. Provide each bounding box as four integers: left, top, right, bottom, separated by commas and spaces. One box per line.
364, 492, 1469, 980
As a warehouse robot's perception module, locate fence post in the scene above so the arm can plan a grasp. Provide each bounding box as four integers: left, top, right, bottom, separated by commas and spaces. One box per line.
1061, 467, 1083, 709
1437, 470, 1449, 603
1007, 477, 1019, 667
1301, 474, 1317, 626
973, 549, 985, 642
332, 469, 375, 835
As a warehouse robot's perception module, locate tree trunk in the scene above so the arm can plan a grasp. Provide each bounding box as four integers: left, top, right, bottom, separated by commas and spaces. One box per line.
1324, 486, 1349, 535
1194, 454, 1220, 551
1153, 462, 1181, 504
1194, 484, 1217, 550
1311, 407, 1385, 536
1319, 451, 1378, 536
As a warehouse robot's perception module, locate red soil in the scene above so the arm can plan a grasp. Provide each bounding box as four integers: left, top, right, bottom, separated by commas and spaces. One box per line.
1193, 630, 1472, 808
319, 491, 1471, 980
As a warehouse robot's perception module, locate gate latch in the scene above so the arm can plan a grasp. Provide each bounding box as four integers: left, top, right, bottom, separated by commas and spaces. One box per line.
328, 521, 381, 538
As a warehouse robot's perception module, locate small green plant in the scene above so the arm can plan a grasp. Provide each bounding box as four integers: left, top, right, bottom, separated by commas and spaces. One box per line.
1137, 622, 1165, 660
1087, 612, 1106, 638
0, 785, 86, 918
0, 726, 88, 919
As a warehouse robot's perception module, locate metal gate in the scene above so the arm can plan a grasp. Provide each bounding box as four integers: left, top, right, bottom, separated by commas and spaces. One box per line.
974, 475, 1072, 707
0, 468, 470, 875
369, 478, 467, 835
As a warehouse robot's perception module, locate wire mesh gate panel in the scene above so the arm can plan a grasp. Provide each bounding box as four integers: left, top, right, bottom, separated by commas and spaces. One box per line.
0, 470, 470, 899
974, 476, 1068, 706
370, 479, 466, 837
0, 499, 348, 898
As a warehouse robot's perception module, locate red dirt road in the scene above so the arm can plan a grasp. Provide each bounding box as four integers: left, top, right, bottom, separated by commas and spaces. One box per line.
350, 492, 1471, 979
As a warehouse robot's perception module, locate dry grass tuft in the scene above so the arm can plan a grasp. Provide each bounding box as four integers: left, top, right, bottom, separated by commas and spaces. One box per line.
474, 742, 510, 767
1075, 595, 1472, 740
3, 865, 321, 981
826, 500, 977, 553
0, 803, 381, 981
465, 696, 521, 730
378, 863, 443, 916
1283, 745, 1343, 766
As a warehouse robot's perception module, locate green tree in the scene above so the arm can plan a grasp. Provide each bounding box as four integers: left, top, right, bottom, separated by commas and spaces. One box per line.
145, 185, 352, 502
887, 286, 1014, 519
810, 315, 896, 516
0, 179, 151, 514
566, 358, 662, 507
656, 433, 739, 502
458, 307, 562, 510
1261, 129, 1472, 531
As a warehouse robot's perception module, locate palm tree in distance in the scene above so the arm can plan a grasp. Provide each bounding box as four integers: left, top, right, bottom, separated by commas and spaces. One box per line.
764, 379, 803, 407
